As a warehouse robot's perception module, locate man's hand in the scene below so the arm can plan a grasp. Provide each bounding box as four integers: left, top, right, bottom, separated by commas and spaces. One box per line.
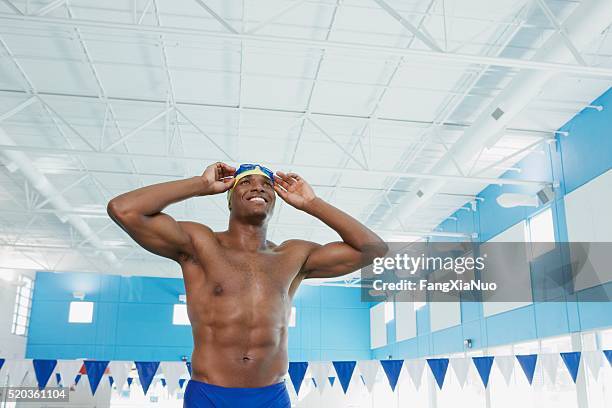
200, 162, 236, 195
274, 171, 317, 210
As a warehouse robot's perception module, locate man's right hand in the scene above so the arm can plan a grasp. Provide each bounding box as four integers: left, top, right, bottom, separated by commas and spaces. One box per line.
200, 162, 236, 195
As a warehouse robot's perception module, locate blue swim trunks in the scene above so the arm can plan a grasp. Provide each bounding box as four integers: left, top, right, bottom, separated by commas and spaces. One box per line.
183, 379, 291, 408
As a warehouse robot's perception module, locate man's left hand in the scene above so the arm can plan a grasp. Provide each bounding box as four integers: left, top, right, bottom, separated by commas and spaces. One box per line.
274, 171, 317, 210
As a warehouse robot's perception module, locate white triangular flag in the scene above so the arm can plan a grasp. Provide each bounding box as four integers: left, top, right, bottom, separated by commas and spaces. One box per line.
309, 361, 331, 394
57, 360, 84, 387
109, 361, 131, 393
406, 359, 425, 389
495, 356, 515, 386
6, 359, 31, 386
23, 363, 37, 387
450, 358, 470, 388
358, 360, 379, 393
160, 361, 188, 396
583, 351, 602, 380
540, 353, 559, 385
73, 375, 90, 399
94, 374, 112, 403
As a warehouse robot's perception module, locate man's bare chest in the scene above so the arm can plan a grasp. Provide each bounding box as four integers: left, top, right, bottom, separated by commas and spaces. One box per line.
191, 246, 304, 294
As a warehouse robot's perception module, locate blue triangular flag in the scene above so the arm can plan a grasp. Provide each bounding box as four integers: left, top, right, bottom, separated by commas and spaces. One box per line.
288, 362, 308, 395
472, 357, 494, 388
516, 355, 537, 385
604, 350, 612, 366
55, 373, 61, 385
179, 378, 186, 389
33, 359, 57, 390
0, 359, 5, 372
312, 378, 317, 388
127, 377, 133, 387
380, 360, 404, 391
75, 374, 81, 385
328, 376, 335, 386
109, 376, 114, 387
135, 361, 160, 395
427, 358, 449, 389
560, 352, 581, 383
83, 360, 109, 396
186, 361, 192, 376
161, 378, 166, 387
332, 361, 356, 394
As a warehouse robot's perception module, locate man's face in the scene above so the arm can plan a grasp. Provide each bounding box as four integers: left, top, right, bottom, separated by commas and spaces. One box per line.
229, 174, 276, 218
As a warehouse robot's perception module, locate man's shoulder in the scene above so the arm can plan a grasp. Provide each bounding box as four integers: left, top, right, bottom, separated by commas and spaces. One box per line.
277, 239, 321, 253
177, 221, 217, 240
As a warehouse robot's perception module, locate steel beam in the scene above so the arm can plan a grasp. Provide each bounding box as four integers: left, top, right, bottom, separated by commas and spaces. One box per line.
373, 0, 442, 52
1, 13, 611, 77
0, 143, 551, 187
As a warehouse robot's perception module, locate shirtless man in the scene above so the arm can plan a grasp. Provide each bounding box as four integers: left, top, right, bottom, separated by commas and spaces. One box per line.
107, 162, 387, 407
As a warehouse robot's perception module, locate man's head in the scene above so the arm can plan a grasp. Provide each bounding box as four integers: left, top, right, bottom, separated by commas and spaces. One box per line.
227, 164, 276, 221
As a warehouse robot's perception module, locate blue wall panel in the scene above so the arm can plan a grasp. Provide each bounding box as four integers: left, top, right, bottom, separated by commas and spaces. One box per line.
27, 274, 371, 361
373, 87, 612, 359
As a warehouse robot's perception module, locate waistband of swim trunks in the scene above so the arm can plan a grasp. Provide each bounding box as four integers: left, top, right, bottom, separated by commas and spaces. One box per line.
187, 378, 287, 391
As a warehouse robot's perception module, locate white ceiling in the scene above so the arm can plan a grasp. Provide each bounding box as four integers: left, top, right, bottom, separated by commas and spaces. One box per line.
0, 0, 611, 280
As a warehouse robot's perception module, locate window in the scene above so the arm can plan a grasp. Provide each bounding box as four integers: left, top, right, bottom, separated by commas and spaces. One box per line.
289, 307, 296, 327
384, 302, 394, 323
11, 274, 33, 336
525, 208, 555, 258
68, 301, 94, 323
172, 304, 190, 326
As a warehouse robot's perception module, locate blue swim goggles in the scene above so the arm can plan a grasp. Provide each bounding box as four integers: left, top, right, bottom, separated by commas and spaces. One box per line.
233, 163, 275, 184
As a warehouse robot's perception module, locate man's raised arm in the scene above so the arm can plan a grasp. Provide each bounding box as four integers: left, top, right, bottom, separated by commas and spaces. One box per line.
107, 162, 235, 262
274, 171, 388, 279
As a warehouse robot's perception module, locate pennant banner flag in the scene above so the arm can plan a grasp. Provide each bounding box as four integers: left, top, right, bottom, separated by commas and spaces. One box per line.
516, 355, 537, 385
33, 359, 57, 390
427, 359, 449, 390
161, 378, 167, 387
332, 361, 356, 394
0, 358, 4, 373
540, 353, 559, 384
406, 359, 426, 389
310, 362, 331, 394
495, 356, 514, 386
161, 361, 188, 396
328, 376, 335, 386
380, 360, 403, 392
75, 374, 82, 385
560, 352, 581, 383
450, 358, 470, 388
127, 377, 133, 387
135, 361, 160, 395
6, 360, 31, 387
84, 360, 109, 396
288, 362, 308, 395
179, 378, 186, 389
57, 360, 83, 387
604, 350, 612, 366
109, 376, 114, 387
473, 357, 494, 388
109, 361, 131, 393
358, 360, 379, 393
583, 351, 602, 380
55, 373, 61, 386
